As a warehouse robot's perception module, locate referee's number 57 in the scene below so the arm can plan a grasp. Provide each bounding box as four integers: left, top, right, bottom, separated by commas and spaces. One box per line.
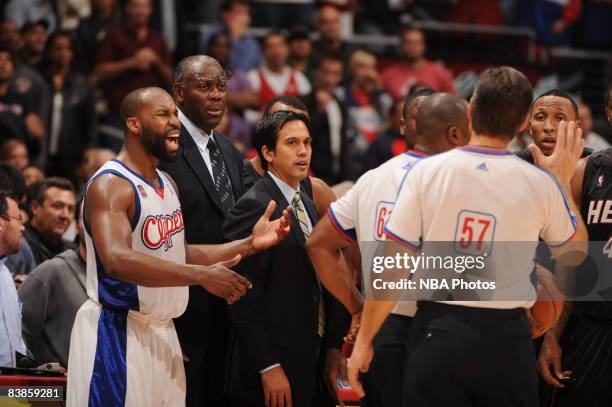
454, 210, 496, 255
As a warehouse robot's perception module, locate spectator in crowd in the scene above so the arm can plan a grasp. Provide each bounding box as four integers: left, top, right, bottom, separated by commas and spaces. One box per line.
216, 105, 252, 155
247, 31, 311, 112
24, 177, 76, 266
365, 87, 436, 170
41, 31, 97, 181
0, 138, 29, 170
206, 31, 259, 110
75, 146, 115, 191
94, 0, 173, 122
0, 190, 27, 367
0, 163, 36, 277
19, 201, 87, 367
382, 26, 456, 100
56, 0, 91, 30
312, 5, 355, 66
288, 27, 314, 82
3, 0, 58, 33
301, 55, 354, 184
338, 49, 391, 171
0, 46, 46, 155
75, 0, 121, 77
22, 164, 44, 187
200, 0, 261, 73
0, 19, 22, 53
364, 98, 406, 170
578, 102, 610, 151
19, 20, 48, 70
250, 0, 315, 29
514, 0, 580, 46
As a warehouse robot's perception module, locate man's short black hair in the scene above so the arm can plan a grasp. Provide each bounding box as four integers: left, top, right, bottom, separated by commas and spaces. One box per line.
0, 44, 15, 62
532, 89, 579, 118
221, 0, 250, 12
471, 66, 533, 139
0, 162, 25, 200
28, 177, 75, 205
0, 189, 12, 217
255, 110, 310, 170
262, 95, 308, 116
262, 30, 287, 48
402, 87, 436, 118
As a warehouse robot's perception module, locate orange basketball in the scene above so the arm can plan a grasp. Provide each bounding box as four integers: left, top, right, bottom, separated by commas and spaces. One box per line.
530, 268, 564, 338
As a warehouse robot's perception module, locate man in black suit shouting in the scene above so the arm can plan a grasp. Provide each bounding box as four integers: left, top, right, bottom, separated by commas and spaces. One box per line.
159, 55, 245, 406
223, 111, 346, 407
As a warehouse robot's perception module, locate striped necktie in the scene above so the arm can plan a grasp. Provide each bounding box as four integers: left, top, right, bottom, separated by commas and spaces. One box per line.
292, 191, 325, 337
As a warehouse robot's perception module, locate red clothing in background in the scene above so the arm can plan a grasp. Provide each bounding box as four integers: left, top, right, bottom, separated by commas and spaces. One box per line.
97, 25, 172, 117
382, 60, 456, 100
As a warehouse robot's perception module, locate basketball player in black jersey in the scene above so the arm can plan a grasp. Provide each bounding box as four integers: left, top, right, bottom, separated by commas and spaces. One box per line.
538, 82, 612, 406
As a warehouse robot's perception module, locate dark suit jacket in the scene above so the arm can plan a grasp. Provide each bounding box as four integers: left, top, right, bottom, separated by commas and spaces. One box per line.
159, 125, 244, 340
222, 173, 349, 406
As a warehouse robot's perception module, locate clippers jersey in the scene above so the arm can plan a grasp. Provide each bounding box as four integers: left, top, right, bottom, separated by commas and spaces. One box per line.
328, 150, 427, 316
384, 146, 577, 309
84, 159, 188, 319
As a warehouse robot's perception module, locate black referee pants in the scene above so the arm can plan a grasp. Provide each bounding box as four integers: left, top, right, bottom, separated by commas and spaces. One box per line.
540, 315, 612, 407
362, 313, 413, 407
402, 302, 538, 407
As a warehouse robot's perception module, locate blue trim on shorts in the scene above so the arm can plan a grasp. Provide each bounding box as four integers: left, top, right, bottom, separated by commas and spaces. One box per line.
88, 308, 128, 407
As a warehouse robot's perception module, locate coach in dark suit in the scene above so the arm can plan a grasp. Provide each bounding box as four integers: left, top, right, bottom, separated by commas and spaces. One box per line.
223, 111, 348, 407
159, 55, 244, 406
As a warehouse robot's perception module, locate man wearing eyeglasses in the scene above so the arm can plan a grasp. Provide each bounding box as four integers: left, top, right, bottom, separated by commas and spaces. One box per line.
159, 55, 247, 406
0, 190, 27, 367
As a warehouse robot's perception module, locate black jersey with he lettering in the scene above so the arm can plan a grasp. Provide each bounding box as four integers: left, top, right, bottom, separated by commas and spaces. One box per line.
576, 148, 612, 318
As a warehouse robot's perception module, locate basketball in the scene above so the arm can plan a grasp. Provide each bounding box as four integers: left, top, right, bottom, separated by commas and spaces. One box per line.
531, 266, 565, 338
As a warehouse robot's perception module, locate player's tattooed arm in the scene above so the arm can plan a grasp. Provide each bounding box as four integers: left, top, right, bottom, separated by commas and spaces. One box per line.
85, 174, 250, 300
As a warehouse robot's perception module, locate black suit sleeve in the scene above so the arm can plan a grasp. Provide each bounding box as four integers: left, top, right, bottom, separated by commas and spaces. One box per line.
322, 288, 351, 350
222, 193, 279, 373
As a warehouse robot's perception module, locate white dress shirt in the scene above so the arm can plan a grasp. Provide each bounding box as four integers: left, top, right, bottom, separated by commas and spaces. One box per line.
178, 109, 216, 180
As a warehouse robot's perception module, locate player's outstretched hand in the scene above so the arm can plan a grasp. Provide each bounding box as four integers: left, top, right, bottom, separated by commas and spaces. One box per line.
347, 339, 373, 398
529, 120, 584, 185
252, 201, 292, 251
201, 255, 252, 304
537, 332, 571, 388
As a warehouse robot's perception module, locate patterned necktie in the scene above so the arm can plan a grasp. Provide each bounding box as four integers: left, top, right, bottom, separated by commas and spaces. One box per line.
292, 191, 325, 337
207, 138, 234, 215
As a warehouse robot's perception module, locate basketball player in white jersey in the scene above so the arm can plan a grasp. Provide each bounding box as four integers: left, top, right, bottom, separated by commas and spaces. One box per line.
67, 87, 292, 407
306, 92, 469, 406
347, 66, 589, 407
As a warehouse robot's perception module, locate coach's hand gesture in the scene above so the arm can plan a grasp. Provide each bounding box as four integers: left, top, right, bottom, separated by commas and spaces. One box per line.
251, 201, 292, 251
261, 365, 292, 407
200, 255, 252, 304
529, 120, 584, 184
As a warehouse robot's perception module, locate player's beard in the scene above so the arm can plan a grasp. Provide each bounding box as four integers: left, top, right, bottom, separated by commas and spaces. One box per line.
141, 126, 178, 162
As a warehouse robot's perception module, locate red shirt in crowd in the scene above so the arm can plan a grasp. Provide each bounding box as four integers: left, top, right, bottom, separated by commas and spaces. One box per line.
382, 60, 456, 100
97, 25, 172, 117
